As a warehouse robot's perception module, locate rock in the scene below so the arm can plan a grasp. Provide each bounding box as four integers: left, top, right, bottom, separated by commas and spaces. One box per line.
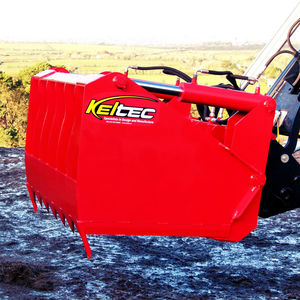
0, 261, 54, 291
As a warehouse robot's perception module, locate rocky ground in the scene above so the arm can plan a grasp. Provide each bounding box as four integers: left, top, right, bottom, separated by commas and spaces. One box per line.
0, 147, 299, 299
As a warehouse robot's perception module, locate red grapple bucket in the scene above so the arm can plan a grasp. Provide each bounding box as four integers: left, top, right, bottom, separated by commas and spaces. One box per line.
25, 68, 276, 258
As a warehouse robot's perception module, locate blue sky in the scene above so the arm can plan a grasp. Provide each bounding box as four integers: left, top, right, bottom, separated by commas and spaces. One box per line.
1, 0, 299, 45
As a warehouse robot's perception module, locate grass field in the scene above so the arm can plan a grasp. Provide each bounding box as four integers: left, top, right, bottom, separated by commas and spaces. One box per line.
0, 41, 295, 92
0, 41, 267, 88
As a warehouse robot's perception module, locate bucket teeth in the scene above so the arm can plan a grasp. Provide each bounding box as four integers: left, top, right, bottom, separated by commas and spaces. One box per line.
49, 204, 57, 219
26, 183, 37, 213
76, 223, 91, 259
36, 195, 43, 207
58, 211, 66, 226
42, 198, 49, 212
66, 217, 75, 233
26, 184, 87, 256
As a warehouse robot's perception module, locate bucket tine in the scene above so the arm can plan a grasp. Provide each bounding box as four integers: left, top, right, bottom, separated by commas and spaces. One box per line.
58, 211, 66, 226
42, 198, 49, 212
66, 216, 75, 233
36, 194, 43, 207
76, 223, 91, 259
49, 204, 57, 219
26, 183, 37, 213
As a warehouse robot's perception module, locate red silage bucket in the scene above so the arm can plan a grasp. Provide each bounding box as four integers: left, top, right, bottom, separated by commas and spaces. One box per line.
25, 68, 275, 258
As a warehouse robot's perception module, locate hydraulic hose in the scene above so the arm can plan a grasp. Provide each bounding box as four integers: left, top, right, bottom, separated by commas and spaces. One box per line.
131, 66, 192, 83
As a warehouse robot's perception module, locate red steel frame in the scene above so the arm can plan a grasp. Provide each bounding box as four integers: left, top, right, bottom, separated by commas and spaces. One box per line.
25, 68, 276, 258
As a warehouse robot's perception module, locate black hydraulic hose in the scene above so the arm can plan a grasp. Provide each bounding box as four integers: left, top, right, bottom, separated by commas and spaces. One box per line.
196, 69, 256, 90
133, 66, 192, 83
198, 69, 250, 82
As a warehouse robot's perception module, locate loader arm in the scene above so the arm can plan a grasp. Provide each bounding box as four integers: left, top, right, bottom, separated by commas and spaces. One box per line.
259, 52, 300, 217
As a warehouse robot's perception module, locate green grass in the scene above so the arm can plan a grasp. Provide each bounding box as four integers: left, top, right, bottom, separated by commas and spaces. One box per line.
0, 42, 255, 79
0, 41, 293, 92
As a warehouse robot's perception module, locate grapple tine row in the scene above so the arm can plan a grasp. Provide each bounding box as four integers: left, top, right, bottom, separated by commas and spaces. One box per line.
26, 184, 83, 250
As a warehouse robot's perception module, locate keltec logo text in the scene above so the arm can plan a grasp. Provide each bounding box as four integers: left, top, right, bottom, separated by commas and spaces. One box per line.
85, 96, 157, 120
